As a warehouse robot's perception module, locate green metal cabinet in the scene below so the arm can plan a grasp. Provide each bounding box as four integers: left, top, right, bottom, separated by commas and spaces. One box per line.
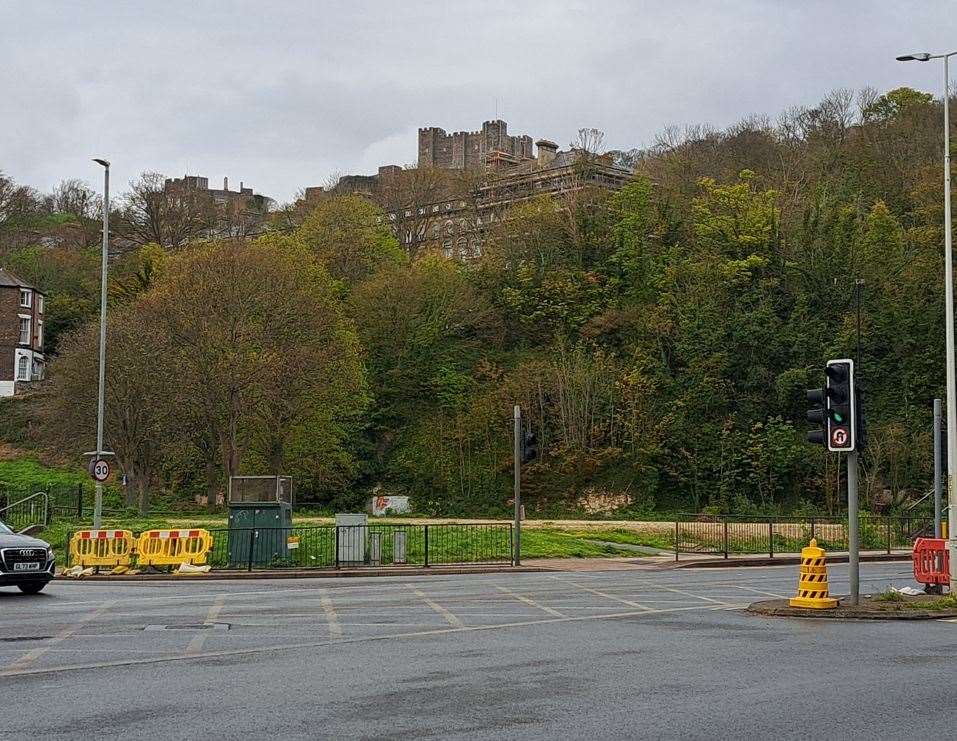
227, 502, 293, 567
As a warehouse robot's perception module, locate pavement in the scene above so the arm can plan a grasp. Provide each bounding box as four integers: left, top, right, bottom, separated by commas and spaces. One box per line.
0, 562, 953, 739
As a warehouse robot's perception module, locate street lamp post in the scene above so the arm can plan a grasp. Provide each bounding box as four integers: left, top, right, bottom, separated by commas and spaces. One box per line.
92, 158, 110, 530
897, 51, 957, 587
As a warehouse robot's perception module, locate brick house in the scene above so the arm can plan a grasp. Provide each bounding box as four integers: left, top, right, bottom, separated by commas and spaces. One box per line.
0, 268, 45, 397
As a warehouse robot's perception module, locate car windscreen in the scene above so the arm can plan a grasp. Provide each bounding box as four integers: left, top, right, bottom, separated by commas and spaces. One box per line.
0, 520, 11, 534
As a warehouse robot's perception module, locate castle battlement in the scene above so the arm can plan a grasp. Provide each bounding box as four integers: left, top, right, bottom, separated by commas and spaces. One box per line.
417, 119, 534, 171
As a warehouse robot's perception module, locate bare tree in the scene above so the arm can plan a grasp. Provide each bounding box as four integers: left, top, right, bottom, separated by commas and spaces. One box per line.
372, 165, 477, 257
49, 179, 99, 220
116, 171, 217, 248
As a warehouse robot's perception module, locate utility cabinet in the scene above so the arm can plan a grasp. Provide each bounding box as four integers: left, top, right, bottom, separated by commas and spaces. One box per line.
227, 476, 293, 567
336, 513, 368, 565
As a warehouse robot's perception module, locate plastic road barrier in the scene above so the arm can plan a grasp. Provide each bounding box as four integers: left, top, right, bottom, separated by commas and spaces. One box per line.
913, 537, 949, 588
70, 530, 135, 569
789, 538, 838, 609
137, 529, 213, 568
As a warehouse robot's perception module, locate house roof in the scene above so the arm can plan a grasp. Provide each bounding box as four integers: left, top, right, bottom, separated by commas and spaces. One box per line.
0, 268, 38, 291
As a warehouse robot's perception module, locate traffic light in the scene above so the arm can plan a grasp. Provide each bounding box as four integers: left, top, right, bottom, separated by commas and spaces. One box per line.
521, 430, 538, 464
805, 386, 827, 446
824, 359, 855, 452
805, 359, 856, 452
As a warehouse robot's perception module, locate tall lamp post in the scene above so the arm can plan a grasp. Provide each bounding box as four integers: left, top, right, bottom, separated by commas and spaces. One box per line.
897, 51, 957, 586
92, 158, 110, 530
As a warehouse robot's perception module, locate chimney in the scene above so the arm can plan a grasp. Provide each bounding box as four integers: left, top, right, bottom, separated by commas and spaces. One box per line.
224, 176, 229, 191
536, 139, 558, 167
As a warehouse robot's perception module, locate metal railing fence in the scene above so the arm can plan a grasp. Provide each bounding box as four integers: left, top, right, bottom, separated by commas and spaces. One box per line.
672, 513, 938, 560
0, 491, 50, 533
205, 523, 514, 571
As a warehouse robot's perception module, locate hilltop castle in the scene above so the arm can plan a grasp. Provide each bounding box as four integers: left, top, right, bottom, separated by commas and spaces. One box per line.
418, 120, 534, 170
305, 119, 632, 258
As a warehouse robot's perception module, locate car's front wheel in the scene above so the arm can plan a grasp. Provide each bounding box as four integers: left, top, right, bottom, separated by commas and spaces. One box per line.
17, 583, 46, 595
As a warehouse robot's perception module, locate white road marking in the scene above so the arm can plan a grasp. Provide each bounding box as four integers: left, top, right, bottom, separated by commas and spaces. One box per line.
320, 589, 343, 637
186, 595, 226, 654
492, 586, 567, 617
0, 602, 748, 679
548, 575, 653, 611
5, 600, 117, 671
732, 585, 788, 599
408, 585, 463, 627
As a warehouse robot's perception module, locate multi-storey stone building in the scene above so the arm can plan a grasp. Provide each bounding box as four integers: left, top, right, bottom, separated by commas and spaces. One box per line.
163, 175, 272, 237
306, 119, 632, 258
0, 268, 45, 397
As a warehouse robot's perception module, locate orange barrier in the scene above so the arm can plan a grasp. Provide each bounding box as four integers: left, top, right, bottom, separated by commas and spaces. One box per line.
136, 529, 213, 568
913, 537, 949, 587
69, 530, 135, 568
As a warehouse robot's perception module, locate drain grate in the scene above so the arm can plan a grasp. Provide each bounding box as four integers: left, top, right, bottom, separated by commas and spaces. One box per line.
0, 635, 51, 643
143, 623, 230, 632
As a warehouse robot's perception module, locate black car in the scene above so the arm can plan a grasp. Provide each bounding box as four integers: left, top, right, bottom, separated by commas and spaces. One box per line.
0, 520, 55, 594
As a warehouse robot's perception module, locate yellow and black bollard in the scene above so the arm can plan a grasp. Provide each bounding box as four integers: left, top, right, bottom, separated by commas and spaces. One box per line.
789, 538, 838, 609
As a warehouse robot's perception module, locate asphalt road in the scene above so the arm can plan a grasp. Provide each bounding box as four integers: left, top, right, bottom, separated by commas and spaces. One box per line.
0, 563, 951, 740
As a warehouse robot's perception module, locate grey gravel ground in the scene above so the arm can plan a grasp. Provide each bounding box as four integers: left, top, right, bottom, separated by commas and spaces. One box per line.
0, 563, 950, 740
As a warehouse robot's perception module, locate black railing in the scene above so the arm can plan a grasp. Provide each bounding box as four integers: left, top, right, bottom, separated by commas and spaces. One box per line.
673, 513, 939, 560
205, 523, 514, 571
0, 491, 49, 533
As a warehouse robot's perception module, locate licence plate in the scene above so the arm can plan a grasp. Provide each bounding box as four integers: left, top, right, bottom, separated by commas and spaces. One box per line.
13, 562, 40, 572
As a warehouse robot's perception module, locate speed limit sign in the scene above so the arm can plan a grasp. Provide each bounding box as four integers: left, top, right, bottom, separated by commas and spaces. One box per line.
89, 458, 111, 482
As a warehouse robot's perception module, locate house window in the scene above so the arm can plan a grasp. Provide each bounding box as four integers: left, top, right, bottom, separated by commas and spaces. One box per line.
31, 359, 44, 381
37, 295, 43, 313
37, 321, 43, 349
18, 317, 30, 345
16, 355, 29, 381
19, 289, 31, 308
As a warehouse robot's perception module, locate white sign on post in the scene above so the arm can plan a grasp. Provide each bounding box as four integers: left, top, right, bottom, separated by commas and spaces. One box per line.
89, 458, 111, 482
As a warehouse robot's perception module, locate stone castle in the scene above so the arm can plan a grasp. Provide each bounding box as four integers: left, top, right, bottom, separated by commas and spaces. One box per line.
306, 118, 632, 259
417, 120, 534, 170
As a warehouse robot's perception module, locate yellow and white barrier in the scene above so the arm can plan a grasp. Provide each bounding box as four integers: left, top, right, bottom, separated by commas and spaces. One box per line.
69, 530, 135, 569
136, 529, 213, 568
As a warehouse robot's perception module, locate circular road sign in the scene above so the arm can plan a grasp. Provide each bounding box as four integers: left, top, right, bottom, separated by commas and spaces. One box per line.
89, 458, 111, 482
831, 428, 849, 447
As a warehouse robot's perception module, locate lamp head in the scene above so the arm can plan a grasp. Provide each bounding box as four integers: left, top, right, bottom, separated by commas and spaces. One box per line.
92, 158, 110, 168
896, 53, 932, 62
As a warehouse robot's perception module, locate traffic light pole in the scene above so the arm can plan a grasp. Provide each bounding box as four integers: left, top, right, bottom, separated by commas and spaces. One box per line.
847, 450, 860, 605
513, 405, 522, 566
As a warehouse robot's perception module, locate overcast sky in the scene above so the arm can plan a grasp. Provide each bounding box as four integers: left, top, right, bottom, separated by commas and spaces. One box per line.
2, 1, 957, 203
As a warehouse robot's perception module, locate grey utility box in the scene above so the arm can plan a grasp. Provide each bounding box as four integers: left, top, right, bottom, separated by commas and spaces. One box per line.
336, 513, 367, 565
393, 530, 407, 564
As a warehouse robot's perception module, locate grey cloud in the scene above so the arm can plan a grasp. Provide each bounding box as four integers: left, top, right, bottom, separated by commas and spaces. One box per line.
1, 0, 956, 203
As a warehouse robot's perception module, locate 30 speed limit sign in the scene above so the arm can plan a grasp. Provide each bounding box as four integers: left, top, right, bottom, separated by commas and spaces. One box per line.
89, 458, 111, 482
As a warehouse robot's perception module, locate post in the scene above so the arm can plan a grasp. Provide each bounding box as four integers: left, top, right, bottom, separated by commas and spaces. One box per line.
335, 526, 340, 570
424, 525, 430, 568
674, 519, 679, 562
513, 404, 522, 566
942, 54, 957, 595
935, 398, 944, 537
76, 483, 83, 519
723, 520, 729, 559
93, 159, 110, 531
847, 450, 860, 605
246, 529, 255, 572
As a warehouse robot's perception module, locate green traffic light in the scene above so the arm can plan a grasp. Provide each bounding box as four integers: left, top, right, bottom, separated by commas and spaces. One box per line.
833, 411, 844, 423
